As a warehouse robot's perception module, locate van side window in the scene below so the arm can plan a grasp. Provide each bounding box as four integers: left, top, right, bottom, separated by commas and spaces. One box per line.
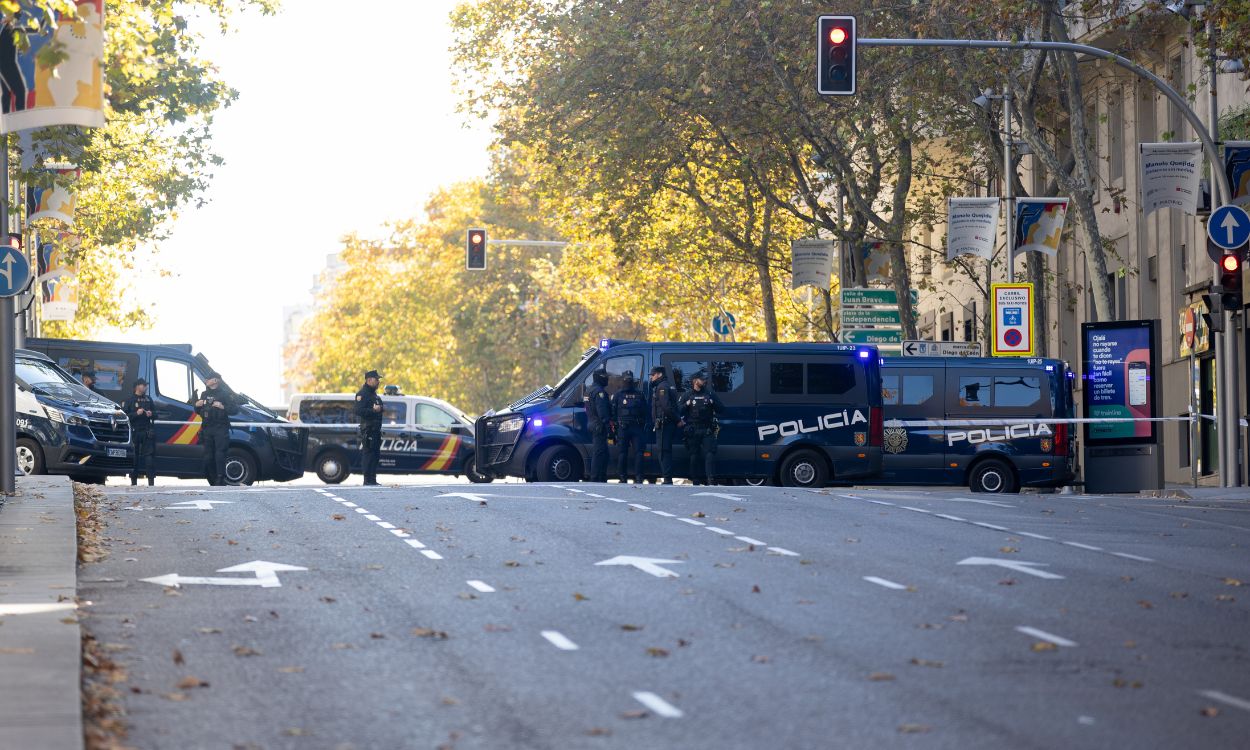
994, 376, 1041, 408
958, 376, 991, 406
902, 375, 935, 406
417, 404, 454, 431
583, 355, 644, 398
771, 363, 804, 395
55, 354, 138, 396
302, 400, 355, 424
881, 375, 900, 405
383, 402, 408, 425
155, 358, 192, 403
808, 363, 856, 395
668, 360, 748, 404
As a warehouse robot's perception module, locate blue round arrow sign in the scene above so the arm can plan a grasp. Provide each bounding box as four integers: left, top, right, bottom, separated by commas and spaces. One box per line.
1209, 205, 1250, 251
0, 245, 30, 298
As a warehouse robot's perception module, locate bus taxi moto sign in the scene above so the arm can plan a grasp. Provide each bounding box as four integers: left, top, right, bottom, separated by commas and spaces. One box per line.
992, 283, 1035, 356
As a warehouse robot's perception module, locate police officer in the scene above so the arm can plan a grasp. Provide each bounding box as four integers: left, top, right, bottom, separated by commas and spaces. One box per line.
194, 371, 240, 485
648, 366, 677, 484
611, 370, 647, 483
678, 372, 723, 485
582, 369, 610, 482
122, 378, 156, 485
81, 370, 99, 393
355, 369, 384, 486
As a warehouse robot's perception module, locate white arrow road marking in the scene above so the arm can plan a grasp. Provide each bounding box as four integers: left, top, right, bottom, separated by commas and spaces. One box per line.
692, 492, 745, 501
541, 630, 579, 650
633, 691, 683, 718
1016, 626, 1077, 647
142, 560, 307, 588
595, 555, 684, 578
947, 497, 1015, 508
166, 500, 237, 510
437, 492, 494, 502
863, 576, 908, 590
957, 557, 1064, 580
1200, 690, 1250, 713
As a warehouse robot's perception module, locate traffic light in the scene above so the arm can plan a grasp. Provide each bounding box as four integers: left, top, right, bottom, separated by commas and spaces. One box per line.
1220, 249, 1244, 310
817, 15, 857, 95
1203, 286, 1225, 334
466, 228, 487, 271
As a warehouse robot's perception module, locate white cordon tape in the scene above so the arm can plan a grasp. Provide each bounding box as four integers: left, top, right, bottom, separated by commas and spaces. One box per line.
151, 420, 460, 431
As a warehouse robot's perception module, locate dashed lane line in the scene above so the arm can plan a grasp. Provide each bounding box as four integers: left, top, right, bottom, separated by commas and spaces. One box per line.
628, 503, 652, 510
318, 493, 438, 559
735, 536, 767, 545
1200, 690, 1250, 713
863, 576, 908, 590
467, 580, 496, 593
651, 511, 677, 518
364, 514, 382, 521
705, 527, 734, 535
768, 547, 800, 557
1016, 626, 1078, 647
901, 506, 932, 514
1063, 541, 1103, 551
632, 691, 683, 719
421, 550, 444, 560
973, 522, 1010, 531
1111, 552, 1155, 562
541, 630, 579, 651
679, 518, 706, 526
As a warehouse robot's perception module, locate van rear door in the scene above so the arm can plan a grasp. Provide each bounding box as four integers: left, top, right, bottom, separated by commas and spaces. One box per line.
151, 356, 203, 474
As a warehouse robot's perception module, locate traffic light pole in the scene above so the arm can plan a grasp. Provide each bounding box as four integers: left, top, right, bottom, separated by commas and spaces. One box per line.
858, 35, 1238, 486
1, 143, 14, 495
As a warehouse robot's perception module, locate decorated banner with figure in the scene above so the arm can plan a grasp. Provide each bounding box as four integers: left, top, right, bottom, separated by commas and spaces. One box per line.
946, 197, 1000, 260
1014, 198, 1069, 256
1225, 141, 1250, 209
0, 1, 106, 133
27, 168, 78, 224
36, 236, 74, 280
861, 240, 893, 286
1139, 142, 1203, 215
40, 276, 77, 321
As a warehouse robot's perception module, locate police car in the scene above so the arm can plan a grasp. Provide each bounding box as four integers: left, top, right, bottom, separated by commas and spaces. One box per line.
475, 339, 884, 487
289, 392, 490, 484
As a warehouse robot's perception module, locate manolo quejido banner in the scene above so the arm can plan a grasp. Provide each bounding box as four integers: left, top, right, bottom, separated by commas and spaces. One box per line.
1139, 142, 1203, 215
946, 197, 999, 260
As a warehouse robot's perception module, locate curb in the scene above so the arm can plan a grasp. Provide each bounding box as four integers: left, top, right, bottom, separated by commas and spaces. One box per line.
0, 475, 84, 750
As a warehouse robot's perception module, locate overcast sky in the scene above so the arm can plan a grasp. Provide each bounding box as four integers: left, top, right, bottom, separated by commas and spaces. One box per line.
100, 0, 492, 405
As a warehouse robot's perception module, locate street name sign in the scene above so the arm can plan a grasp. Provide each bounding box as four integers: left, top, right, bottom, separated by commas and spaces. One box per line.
842, 308, 902, 326
843, 329, 903, 344
841, 287, 919, 306
902, 340, 983, 357
991, 283, 1035, 357
1208, 205, 1250, 251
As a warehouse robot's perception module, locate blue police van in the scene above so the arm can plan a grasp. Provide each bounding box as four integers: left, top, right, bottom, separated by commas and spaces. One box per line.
15, 348, 133, 482
475, 340, 884, 487
27, 338, 305, 484
877, 357, 1076, 493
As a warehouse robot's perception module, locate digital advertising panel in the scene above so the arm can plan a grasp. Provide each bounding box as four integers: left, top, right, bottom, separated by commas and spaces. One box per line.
1081, 319, 1159, 445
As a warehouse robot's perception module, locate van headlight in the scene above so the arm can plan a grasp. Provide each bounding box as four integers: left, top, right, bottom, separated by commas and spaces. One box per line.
497, 417, 525, 433
45, 407, 87, 426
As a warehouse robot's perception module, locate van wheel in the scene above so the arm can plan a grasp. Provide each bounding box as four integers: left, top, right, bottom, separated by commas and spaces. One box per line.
536, 445, 581, 482
780, 450, 829, 488
465, 455, 494, 484
16, 438, 44, 475
969, 458, 1017, 494
315, 451, 350, 484
224, 449, 258, 486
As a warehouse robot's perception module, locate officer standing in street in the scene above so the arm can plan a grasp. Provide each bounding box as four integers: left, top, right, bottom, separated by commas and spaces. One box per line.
611, 370, 647, 483
194, 371, 240, 485
122, 378, 156, 485
355, 369, 384, 486
583, 369, 610, 482
678, 372, 723, 485
648, 366, 677, 484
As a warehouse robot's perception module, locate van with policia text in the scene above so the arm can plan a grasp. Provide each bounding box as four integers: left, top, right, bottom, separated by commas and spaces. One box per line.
26, 338, 306, 485
475, 339, 884, 487
14, 347, 133, 482
288, 392, 491, 484
876, 356, 1076, 493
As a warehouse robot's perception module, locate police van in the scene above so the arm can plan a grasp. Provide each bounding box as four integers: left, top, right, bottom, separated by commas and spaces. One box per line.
476, 340, 884, 487
14, 348, 133, 482
877, 357, 1076, 493
26, 338, 305, 484
289, 393, 490, 484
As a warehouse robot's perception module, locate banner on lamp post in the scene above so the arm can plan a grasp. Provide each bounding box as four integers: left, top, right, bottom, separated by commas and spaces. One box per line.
0, 1, 106, 133
1014, 198, 1069, 256
27, 169, 78, 225
946, 197, 1000, 260
790, 238, 835, 290
1139, 142, 1203, 215
1225, 141, 1250, 209
40, 276, 77, 322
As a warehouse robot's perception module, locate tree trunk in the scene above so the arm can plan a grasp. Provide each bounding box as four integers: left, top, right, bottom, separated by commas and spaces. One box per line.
756, 203, 780, 342
1026, 251, 1049, 355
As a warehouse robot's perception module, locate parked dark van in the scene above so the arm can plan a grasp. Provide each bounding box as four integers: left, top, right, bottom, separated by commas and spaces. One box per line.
476, 340, 884, 487
26, 338, 305, 484
877, 357, 1077, 493
14, 348, 132, 482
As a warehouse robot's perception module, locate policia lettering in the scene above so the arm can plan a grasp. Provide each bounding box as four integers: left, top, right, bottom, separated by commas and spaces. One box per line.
758, 409, 868, 441
947, 423, 1052, 447
356, 369, 384, 486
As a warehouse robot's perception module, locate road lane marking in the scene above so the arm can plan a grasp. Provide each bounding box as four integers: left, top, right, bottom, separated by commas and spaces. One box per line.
651, 511, 676, 517
1063, 541, 1103, 551
632, 691, 683, 718
541, 630, 579, 651
901, 506, 931, 513
567, 489, 585, 493
421, 550, 443, 560
377, 521, 396, 529
585, 493, 604, 498
947, 497, 1015, 508
607, 498, 627, 503
1110, 552, 1154, 562
1017, 532, 1053, 540
365, 514, 382, 521
628, 503, 652, 510
342, 502, 358, 508
957, 557, 1064, 579
735, 536, 767, 545
1078, 716, 1096, 726
1200, 690, 1250, 712
768, 547, 800, 556
404, 539, 426, 549
972, 522, 1009, 531
355, 508, 369, 514
389, 529, 410, 538
1016, 626, 1077, 647
679, 518, 706, 526
867, 500, 895, 506
863, 576, 907, 590
467, 580, 495, 593
595, 556, 682, 578
705, 527, 734, 535
935, 514, 966, 521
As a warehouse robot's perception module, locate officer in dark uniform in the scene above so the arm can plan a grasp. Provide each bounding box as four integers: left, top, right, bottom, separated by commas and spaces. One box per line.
81, 370, 100, 393
611, 370, 647, 483
355, 369, 384, 486
582, 369, 610, 482
648, 366, 678, 484
678, 372, 723, 485
194, 371, 240, 485
122, 378, 156, 485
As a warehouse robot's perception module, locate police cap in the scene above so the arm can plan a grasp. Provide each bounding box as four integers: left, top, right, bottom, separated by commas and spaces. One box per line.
365, 370, 381, 380
649, 366, 665, 376
134, 378, 148, 386
205, 371, 221, 380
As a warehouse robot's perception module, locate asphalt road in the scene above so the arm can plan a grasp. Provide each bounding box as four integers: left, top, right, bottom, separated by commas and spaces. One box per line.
79, 481, 1250, 749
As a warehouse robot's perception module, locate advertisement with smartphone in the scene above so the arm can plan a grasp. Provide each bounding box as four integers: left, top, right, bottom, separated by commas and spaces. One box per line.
1082, 320, 1159, 444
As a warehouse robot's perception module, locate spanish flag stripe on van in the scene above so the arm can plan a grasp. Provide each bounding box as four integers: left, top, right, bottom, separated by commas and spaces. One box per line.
421, 436, 460, 472
167, 414, 202, 445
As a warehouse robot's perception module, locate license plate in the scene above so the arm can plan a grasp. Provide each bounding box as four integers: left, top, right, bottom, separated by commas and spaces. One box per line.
108, 448, 127, 458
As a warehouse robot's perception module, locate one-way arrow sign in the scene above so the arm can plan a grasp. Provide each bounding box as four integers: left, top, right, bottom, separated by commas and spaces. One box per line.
595, 555, 684, 578
142, 560, 308, 588
1209, 205, 1250, 250
956, 557, 1064, 580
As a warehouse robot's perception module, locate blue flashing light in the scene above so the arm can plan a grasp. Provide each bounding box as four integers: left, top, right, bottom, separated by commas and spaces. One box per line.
599, 338, 611, 350
858, 349, 870, 360
1045, 365, 1055, 372
533, 418, 544, 428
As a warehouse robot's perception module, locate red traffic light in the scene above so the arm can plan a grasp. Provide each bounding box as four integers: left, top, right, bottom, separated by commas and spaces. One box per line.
470, 233, 483, 245
828, 27, 847, 44
1222, 253, 1241, 273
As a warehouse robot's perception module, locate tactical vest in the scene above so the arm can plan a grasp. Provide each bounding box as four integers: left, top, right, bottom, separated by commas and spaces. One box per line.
686, 394, 716, 427
617, 391, 646, 425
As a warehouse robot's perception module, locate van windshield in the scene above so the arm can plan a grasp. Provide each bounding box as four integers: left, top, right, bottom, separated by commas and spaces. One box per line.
17, 357, 108, 404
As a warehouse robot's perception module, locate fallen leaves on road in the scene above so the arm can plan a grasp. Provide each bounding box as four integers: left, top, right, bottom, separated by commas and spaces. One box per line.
999, 547, 1019, 554
845, 537, 860, 543
483, 624, 511, 633
283, 728, 311, 737
412, 628, 449, 640
898, 724, 932, 734
620, 624, 644, 631
691, 512, 706, 518
751, 585, 761, 593
998, 579, 1017, 586
751, 655, 770, 664
1112, 678, 1144, 689
1031, 642, 1057, 652
909, 658, 944, 668
331, 514, 345, 521
172, 648, 184, 665
868, 672, 895, 681
573, 592, 589, 601
1216, 595, 1236, 602
176, 676, 208, 689
196, 628, 221, 635
1137, 600, 1154, 610
161, 692, 188, 702
0, 647, 35, 655
1170, 592, 1189, 599
320, 596, 336, 604
232, 645, 261, 657
585, 727, 612, 736
1200, 707, 1220, 717
278, 666, 304, 673
330, 643, 354, 650
1224, 578, 1243, 587
370, 632, 386, 639
504, 561, 521, 567
646, 647, 669, 658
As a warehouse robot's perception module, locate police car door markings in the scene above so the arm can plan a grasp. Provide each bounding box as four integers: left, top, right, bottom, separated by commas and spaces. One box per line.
758, 409, 867, 441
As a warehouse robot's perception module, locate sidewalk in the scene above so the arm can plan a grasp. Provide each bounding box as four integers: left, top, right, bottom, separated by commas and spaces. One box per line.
0, 475, 83, 750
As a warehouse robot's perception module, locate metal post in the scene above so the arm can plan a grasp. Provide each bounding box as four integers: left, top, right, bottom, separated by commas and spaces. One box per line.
1003, 92, 1015, 283
1191, 351, 1198, 487
1, 140, 15, 494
